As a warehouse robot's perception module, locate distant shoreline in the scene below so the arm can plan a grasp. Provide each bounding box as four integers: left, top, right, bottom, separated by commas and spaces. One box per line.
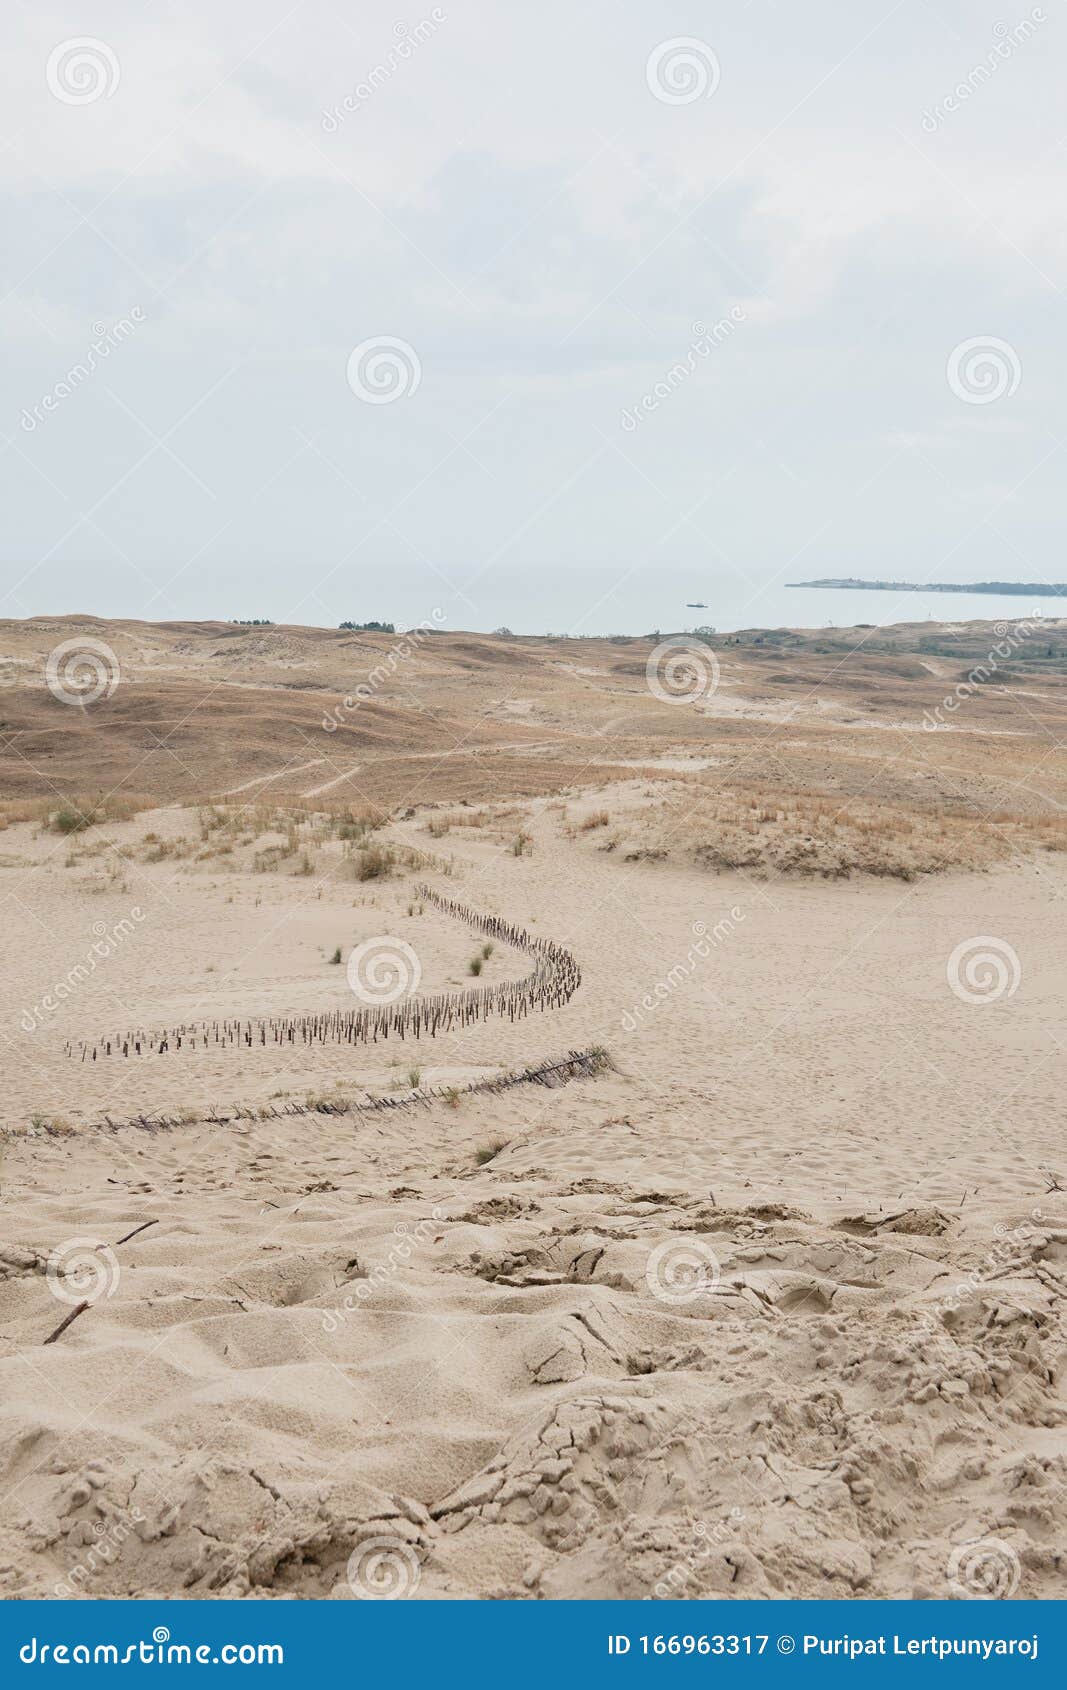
790, 579, 1067, 597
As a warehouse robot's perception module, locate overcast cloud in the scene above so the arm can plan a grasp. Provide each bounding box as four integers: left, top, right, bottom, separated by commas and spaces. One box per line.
1, 1, 1062, 633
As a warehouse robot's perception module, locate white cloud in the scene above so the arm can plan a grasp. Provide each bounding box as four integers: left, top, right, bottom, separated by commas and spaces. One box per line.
1, 0, 1063, 628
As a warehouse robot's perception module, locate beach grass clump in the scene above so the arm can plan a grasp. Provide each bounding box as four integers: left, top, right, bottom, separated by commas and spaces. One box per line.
50, 805, 94, 835
45, 792, 142, 836
475, 1136, 508, 1166
353, 842, 394, 881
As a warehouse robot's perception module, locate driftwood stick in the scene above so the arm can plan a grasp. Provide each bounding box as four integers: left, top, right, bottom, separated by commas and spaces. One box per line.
43, 1300, 90, 1346
114, 1218, 158, 1246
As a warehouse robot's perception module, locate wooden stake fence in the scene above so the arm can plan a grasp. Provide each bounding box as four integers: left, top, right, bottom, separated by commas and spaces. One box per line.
38, 1048, 609, 1136
68, 885, 581, 1063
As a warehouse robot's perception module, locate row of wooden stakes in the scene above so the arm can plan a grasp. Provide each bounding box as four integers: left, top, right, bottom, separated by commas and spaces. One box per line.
46, 1049, 609, 1136
68, 884, 581, 1062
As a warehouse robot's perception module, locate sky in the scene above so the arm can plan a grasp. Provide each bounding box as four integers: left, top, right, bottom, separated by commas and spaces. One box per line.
1, 0, 1063, 635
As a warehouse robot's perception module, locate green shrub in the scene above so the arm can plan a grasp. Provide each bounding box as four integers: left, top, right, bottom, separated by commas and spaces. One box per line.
51, 806, 93, 835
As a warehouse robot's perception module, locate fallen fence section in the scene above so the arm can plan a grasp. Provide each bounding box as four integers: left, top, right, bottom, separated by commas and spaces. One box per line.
25, 1049, 611, 1136
69, 884, 581, 1062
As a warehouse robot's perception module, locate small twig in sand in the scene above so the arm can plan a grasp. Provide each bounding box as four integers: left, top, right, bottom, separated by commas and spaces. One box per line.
43, 1300, 89, 1345
114, 1219, 157, 1246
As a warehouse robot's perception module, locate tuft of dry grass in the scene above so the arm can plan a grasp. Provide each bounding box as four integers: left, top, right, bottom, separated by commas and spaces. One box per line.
28, 1111, 74, 1134
350, 842, 394, 881
475, 1137, 509, 1166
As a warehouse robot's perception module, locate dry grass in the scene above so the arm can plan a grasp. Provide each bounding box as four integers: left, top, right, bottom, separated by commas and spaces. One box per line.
597, 784, 1030, 881
350, 841, 394, 881
41, 793, 147, 835
0, 792, 153, 830
5, 618, 1067, 881
425, 807, 493, 837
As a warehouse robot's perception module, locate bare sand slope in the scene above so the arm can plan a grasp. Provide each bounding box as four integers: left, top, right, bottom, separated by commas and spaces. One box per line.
1, 805, 1064, 1600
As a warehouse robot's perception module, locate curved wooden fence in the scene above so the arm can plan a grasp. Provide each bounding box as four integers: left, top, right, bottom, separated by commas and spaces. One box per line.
71, 883, 581, 1061
47, 1050, 609, 1134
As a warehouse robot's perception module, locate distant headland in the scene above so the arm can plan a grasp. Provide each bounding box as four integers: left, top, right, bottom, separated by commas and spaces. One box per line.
790, 578, 1067, 597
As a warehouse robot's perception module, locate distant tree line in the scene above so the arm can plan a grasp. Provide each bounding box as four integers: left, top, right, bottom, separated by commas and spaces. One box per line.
225, 619, 720, 640
489, 626, 717, 642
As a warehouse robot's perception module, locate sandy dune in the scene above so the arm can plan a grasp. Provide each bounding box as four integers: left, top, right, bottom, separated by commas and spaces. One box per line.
2, 790, 1065, 1600
1, 614, 1065, 1601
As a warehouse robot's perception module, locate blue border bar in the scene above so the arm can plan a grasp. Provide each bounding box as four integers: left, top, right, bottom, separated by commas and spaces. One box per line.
3, 1601, 1063, 1685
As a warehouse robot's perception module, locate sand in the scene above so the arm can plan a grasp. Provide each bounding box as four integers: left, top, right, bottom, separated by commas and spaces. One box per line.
1, 789, 1065, 1601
